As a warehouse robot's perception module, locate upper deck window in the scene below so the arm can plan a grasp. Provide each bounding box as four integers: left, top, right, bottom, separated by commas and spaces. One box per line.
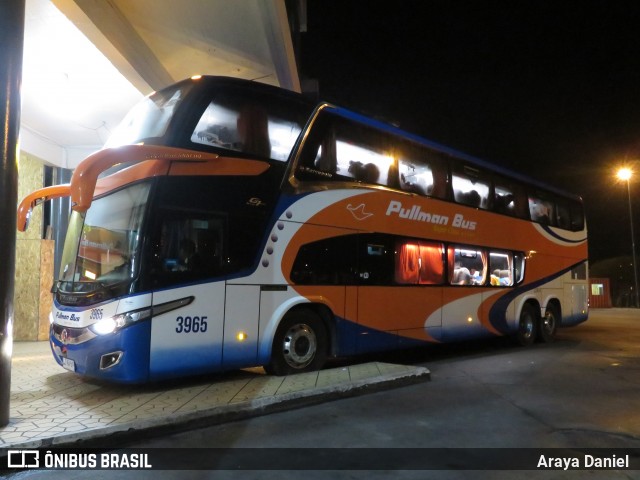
105, 77, 312, 162
106, 83, 192, 148
296, 112, 395, 185
296, 109, 449, 199
493, 176, 529, 219
191, 92, 306, 161
451, 164, 490, 209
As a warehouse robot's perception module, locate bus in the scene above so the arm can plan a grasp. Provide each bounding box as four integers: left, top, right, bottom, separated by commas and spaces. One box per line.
18, 75, 588, 383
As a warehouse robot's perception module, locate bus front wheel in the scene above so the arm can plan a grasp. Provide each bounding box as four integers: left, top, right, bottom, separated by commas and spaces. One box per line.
265, 309, 328, 376
516, 303, 538, 346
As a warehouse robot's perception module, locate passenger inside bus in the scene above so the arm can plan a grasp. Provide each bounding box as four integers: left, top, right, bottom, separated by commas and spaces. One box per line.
450, 248, 488, 286
178, 238, 201, 272
452, 266, 472, 285
348, 160, 380, 183
491, 269, 512, 286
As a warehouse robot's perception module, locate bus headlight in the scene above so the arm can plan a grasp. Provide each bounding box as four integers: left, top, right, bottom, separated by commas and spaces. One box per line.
87, 297, 193, 336
90, 308, 152, 336
92, 317, 118, 335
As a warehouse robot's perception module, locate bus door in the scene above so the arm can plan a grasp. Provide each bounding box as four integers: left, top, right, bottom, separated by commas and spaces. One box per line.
149, 282, 225, 379
356, 235, 444, 353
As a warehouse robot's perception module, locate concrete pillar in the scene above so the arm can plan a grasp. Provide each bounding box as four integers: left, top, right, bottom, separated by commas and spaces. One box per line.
0, 0, 26, 427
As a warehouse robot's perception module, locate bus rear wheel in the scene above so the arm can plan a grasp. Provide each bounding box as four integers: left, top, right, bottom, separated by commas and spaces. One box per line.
265, 309, 328, 376
516, 303, 538, 346
538, 304, 559, 343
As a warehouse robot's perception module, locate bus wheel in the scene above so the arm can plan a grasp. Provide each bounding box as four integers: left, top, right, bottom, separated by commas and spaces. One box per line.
516, 303, 538, 346
266, 309, 328, 376
538, 304, 559, 343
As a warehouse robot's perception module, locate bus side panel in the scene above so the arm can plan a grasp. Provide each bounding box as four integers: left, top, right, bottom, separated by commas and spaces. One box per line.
149, 283, 225, 380
356, 286, 442, 353
564, 282, 589, 326
441, 289, 495, 341
481, 289, 515, 336
223, 285, 260, 368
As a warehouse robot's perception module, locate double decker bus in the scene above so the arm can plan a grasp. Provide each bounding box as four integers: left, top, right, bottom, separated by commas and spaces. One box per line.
18, 76, 588, 383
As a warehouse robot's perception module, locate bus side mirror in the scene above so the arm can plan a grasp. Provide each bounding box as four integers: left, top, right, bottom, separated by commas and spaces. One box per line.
17, 201, 34, 232
16, 184, 72, 232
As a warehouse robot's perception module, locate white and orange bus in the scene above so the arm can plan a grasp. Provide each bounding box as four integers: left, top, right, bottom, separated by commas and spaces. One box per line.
18, 76, 588, 383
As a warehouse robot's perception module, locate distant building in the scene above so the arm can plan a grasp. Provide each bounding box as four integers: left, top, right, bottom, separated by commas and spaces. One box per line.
589, 277, 612, 308
590, 256, 638, 307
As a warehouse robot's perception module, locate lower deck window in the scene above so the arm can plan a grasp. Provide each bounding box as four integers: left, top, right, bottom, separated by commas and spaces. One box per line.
291, 234, 524, 288
449, 245, 525, 287
395, 240, 444, 285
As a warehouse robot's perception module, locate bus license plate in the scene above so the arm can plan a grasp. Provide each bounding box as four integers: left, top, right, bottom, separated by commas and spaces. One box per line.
61, 357, 75, 372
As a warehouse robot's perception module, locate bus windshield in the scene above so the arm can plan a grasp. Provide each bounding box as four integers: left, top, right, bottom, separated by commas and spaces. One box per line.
58, 182, 150, 294
104, 82, 192, 148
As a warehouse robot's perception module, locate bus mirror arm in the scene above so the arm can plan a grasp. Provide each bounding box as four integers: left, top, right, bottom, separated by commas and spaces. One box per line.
70, 145, 220, 212
16, 184, 71, 232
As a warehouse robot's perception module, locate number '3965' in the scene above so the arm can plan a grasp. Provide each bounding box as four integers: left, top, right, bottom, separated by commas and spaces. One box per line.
175, 316, 208, 333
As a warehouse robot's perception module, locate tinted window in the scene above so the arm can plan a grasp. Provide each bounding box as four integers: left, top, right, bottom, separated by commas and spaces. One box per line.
357, 234, 396, 285
191, 90, 308, 161
489, 251, 514, 287
528, 190, 555, 225
492, 176, 529, 219
452, 163, 490, 209
395, 143, 449, 199
292, 234, 446, 286
290, 235, 358, 285
448, 246, 487, 285
569, 200, 585, 231
106, 83, 192, 148
145, 175, 277, 288
297, 113, 395, 186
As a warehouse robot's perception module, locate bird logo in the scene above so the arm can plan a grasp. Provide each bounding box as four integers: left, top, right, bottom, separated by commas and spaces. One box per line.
347, 203, 373, 221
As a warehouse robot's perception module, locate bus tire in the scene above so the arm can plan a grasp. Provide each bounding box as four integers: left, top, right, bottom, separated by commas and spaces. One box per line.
538, 304, 559, 343
516, 303, 538, 346
265, 309, 328, 376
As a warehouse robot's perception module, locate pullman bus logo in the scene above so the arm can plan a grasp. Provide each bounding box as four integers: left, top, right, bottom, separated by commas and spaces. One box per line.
346, 203, 373, 221
386, 200, 477, 231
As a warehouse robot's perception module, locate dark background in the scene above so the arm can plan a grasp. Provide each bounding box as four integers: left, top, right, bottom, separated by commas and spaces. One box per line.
297, 0, 640, 265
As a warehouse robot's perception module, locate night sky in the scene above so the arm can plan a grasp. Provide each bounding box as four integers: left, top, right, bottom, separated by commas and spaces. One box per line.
298, 0, 640, 263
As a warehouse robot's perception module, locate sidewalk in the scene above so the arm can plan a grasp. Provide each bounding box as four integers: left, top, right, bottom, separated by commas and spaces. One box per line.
0, 342, 429, 449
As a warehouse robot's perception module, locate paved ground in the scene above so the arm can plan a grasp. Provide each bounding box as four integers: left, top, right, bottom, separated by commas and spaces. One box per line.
0, 343, 428, 449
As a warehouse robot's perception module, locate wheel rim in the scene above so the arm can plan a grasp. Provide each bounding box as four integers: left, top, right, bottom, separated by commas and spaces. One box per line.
520, 312, 535, 340
542, 311, 556, 336
281, 323, 317, 369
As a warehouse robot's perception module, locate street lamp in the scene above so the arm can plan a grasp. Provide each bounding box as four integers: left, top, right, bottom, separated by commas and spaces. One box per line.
617, 167, 640, 308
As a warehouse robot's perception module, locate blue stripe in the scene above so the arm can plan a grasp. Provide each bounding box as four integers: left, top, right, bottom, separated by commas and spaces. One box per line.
539, 225, 587, 244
